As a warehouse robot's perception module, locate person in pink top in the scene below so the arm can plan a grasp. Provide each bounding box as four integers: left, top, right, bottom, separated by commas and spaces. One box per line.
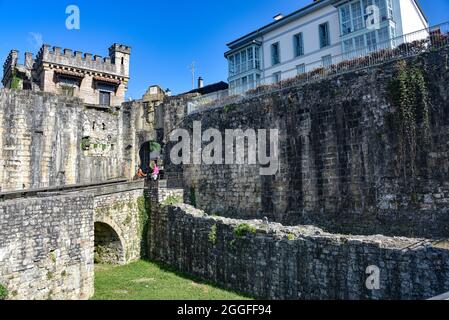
152, 160, 160, 181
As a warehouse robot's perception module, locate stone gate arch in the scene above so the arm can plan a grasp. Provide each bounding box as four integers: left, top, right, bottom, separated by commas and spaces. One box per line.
139, 141, 160, 175
94, 220, 126, 265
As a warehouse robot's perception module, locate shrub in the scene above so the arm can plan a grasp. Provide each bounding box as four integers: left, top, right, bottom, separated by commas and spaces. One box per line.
163, 195, 182, 206
0, 284, 8, 300
223, 104, 237, 113
234, 224, 257, 238
208, 225, 217, 245
149, 141, 161, 153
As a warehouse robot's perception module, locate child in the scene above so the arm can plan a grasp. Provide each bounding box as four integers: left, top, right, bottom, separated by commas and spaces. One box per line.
152, 161, 160, 181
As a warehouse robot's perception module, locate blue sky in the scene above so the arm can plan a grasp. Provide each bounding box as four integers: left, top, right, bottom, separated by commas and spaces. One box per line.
0, 0, 448, 98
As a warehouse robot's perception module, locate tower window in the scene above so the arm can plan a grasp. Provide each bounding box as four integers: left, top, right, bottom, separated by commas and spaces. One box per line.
99, 91, 111, 106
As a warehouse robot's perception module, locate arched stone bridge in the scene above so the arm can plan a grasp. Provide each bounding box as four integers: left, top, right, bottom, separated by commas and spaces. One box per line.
0, 178, 184, 299
0, 179, 147, 269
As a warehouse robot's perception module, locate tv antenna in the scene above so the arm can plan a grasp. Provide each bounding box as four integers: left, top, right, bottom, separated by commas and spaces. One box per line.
189, 61, 196, 90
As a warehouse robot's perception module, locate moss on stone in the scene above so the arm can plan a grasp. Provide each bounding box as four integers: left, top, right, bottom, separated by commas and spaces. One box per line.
208, 225, 217, 245
234, 224, 257, 238
0, 284, 8, 300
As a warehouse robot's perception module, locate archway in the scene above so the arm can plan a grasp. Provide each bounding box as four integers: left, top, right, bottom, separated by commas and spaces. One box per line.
94, 222, 124, 264
139, 141, 161, 174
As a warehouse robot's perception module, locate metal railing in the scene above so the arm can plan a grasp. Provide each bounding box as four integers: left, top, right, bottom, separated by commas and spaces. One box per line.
188, 21, 449, 114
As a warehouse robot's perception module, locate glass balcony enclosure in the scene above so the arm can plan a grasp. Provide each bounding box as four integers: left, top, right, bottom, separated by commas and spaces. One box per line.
338, 0, 396, 54
227, 43, 262, 95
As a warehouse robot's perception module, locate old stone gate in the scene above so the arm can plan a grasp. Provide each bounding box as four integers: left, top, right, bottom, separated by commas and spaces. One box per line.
0, 180, 147, 300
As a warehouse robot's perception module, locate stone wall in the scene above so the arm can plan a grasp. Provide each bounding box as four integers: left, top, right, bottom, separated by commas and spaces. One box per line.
0, 193, 94, 300
148, 202, 449, 300
0, 89, 141, 192
165, 47, 449, 239
93, 184, 147, 264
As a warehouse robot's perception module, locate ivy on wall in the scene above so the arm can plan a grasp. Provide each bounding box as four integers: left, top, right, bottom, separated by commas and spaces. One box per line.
137, 196, 150, 257
388, 61, 430, 185
10, 69, 22, 90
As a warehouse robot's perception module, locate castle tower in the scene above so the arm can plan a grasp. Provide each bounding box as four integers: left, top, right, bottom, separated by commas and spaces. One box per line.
108, 44, 131, 78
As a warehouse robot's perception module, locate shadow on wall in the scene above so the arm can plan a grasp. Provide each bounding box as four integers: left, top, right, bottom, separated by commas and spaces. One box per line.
94, 222, 124, 265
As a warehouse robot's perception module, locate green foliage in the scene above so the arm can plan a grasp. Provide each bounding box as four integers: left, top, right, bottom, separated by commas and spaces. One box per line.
10, 69, 22, 90
149, 141, 161, 153
163, 195, 182, 206
11, 76, 22, 89
189, 186, 197, 208
49, 251, 56, 263
123, 215, 132, 226
208, 225, 217, 245
92, 260, 250, 300
137, 196, 150, 239
287, 233, 296, 241
388, 61, 430, 183
0, 284, 8, 300
234, 224, 257, 238
81, 137, 90, 151
223, 104, 237, 113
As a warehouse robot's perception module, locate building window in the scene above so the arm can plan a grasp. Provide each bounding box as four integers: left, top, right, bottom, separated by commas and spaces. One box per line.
229, 56, 235, 76
61, 85, 75, 97
99, 91, 111, 106
377, 26, 390, 46
387, 0, 393, 20
343, 39, 355, 53
293, 33, 304, 57
241, 50, 247, 72
366, 30, 377, 51
273, 72, 281, 83
235, 52, 241, 74
354, 35, 365, 50
340, 4, 352, 35
351, 2, 364, 31
296, 64, 306, 75
322, 55, 332, 68
241, 76, 248, 91
248, 47, 254, 70
319, 22, 331, 48
271, 42, 280, 65
255, 46, 261, 69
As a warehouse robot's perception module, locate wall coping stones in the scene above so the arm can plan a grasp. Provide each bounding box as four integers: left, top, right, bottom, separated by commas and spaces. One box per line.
170, 204, 435, 251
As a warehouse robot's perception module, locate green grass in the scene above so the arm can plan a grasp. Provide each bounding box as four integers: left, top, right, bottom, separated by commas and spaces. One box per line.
92, 260, 251, 300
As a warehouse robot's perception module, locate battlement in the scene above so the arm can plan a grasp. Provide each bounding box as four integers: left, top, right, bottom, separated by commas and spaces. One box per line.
109, 43, 131, 55
3, 50, 19, 75
35, 43, 131, 77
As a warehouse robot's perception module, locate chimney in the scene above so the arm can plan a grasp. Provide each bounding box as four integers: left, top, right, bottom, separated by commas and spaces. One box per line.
198, 77, 204, 89
25, 52, 34, 70
273, 13, 283, 21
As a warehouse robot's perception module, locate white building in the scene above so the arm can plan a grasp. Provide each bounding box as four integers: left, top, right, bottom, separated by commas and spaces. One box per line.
225, 0, 428, 95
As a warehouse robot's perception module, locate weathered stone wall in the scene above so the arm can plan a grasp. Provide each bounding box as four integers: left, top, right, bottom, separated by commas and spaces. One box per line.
165, 47, 449, 239
93, 184, 147, 264
148, 202, 449, 300
0, 89, 139, 192
0, 194, 94, 300
121, 99, 158, 176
